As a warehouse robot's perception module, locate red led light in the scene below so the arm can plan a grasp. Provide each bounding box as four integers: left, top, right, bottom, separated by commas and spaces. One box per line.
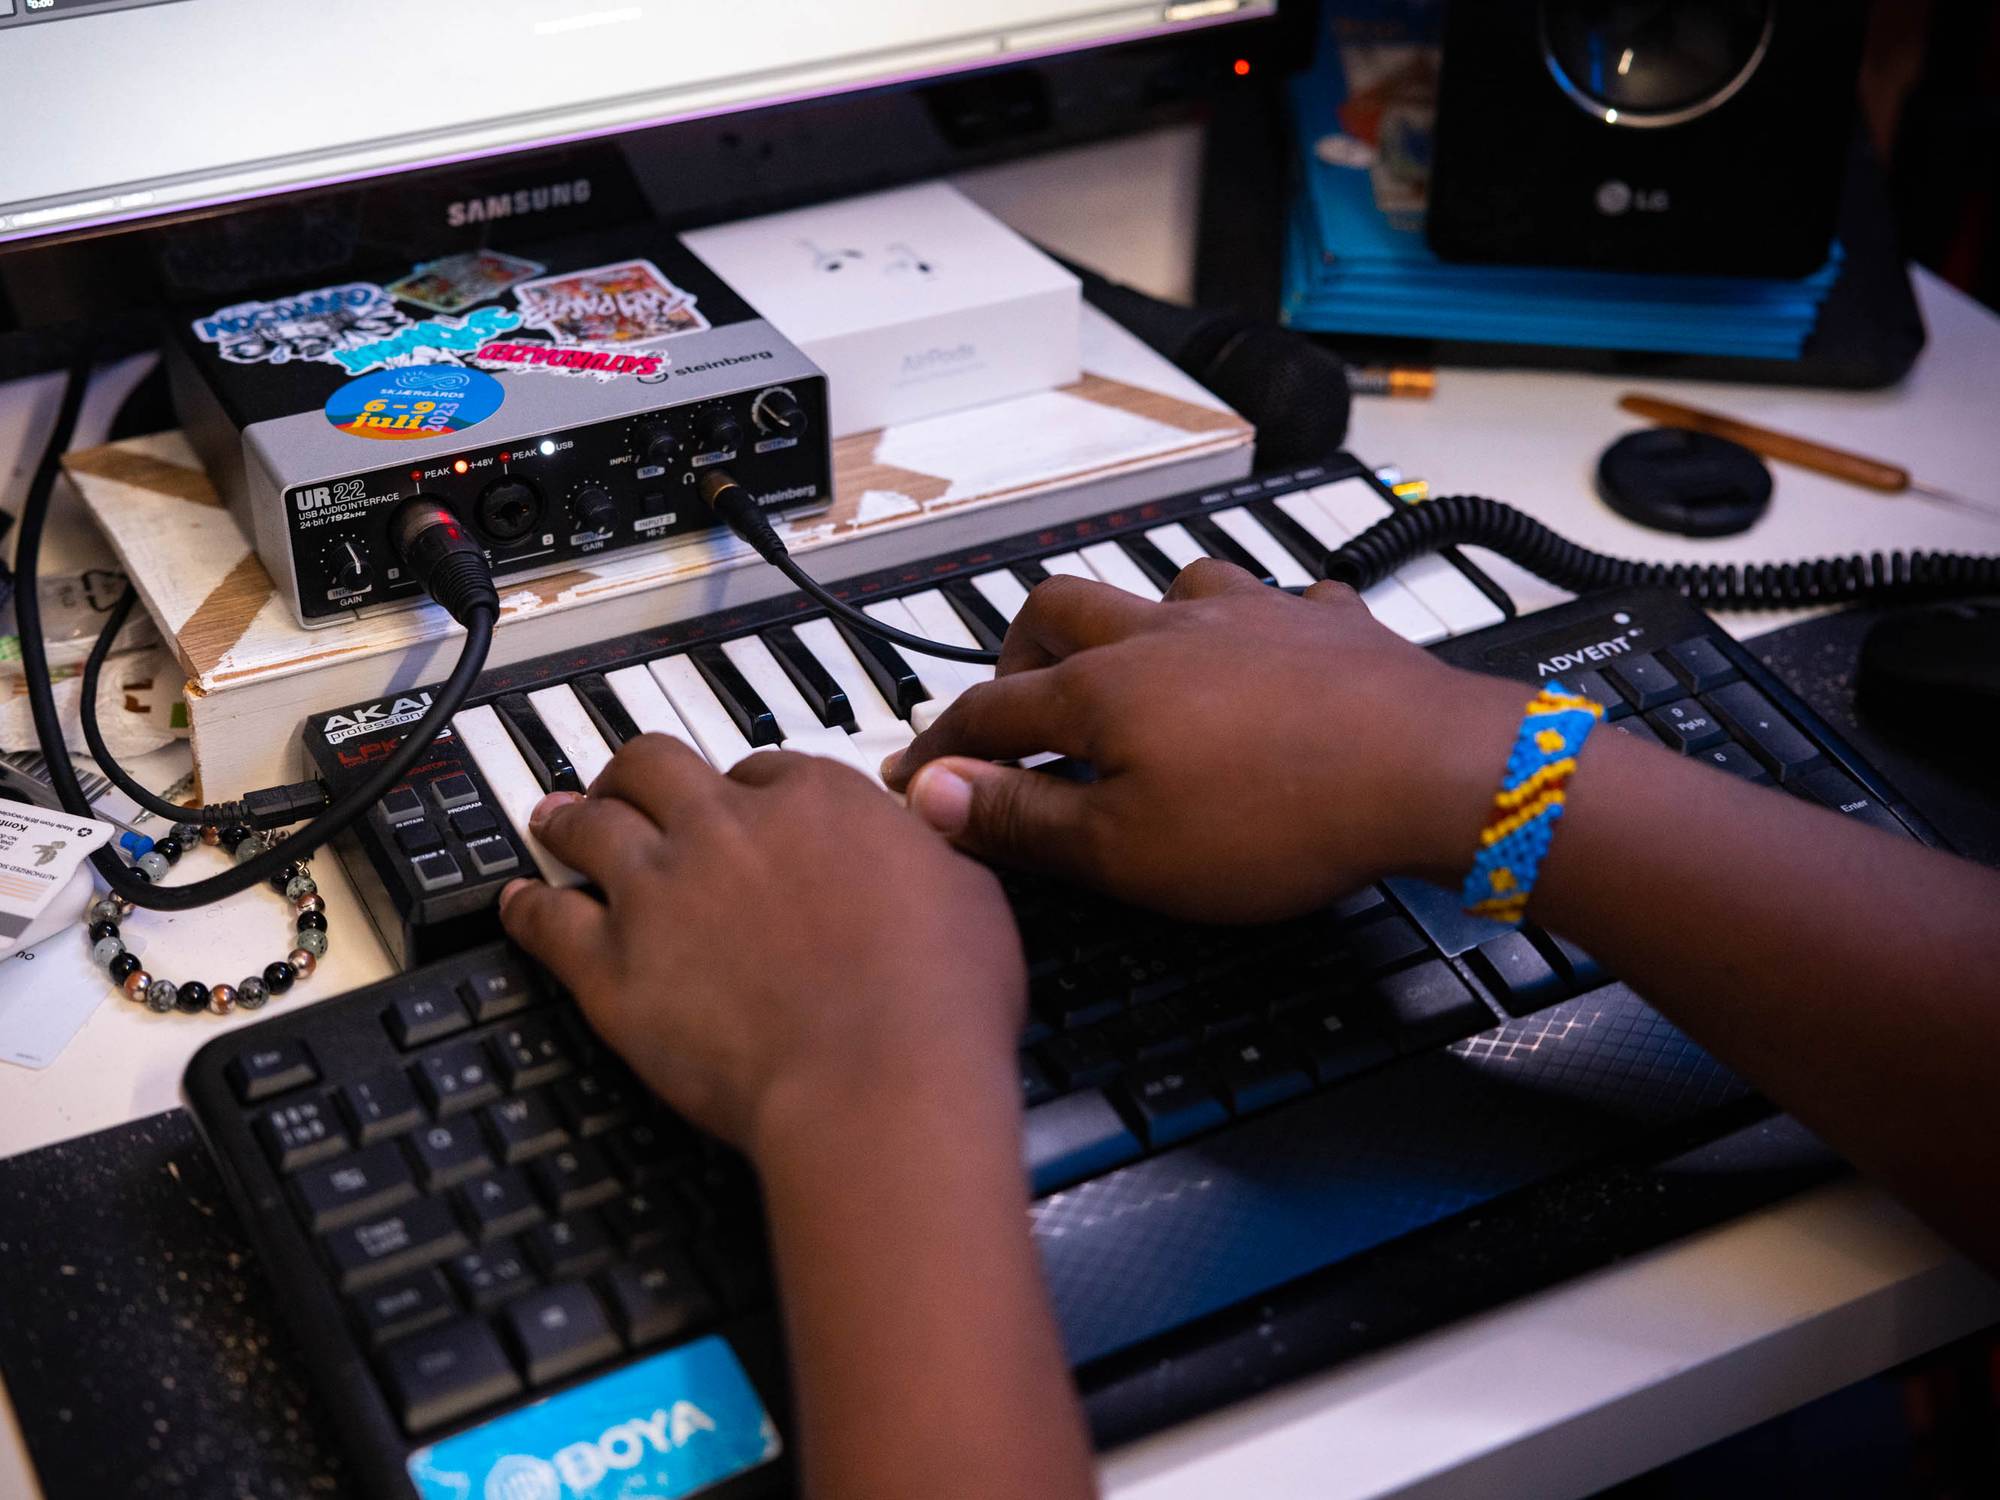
409, 470, 421, 481
453, 459, 469, 474
1232, 57, 1251, 76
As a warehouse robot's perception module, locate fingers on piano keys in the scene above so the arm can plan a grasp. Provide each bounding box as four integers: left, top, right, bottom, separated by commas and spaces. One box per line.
447, 478, 1507, 881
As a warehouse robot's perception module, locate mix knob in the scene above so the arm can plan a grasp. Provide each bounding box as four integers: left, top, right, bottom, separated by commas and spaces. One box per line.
633, 419, 681, 470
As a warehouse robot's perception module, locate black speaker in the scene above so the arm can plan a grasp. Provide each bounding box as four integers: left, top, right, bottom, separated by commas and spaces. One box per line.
1425, 0, 1868, 277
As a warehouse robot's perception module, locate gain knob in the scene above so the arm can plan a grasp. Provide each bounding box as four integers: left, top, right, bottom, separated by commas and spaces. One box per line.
751, 386, 807, 438
570, 483, 618, 535
693, 407, 744, 457
331, 539, 373, 593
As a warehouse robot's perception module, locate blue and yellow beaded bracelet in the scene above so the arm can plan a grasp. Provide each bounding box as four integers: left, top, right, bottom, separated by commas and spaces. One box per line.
1459, 682, 1603, 926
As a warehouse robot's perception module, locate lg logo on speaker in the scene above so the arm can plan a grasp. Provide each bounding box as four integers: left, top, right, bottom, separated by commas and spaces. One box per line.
1595, 180, 1670, 216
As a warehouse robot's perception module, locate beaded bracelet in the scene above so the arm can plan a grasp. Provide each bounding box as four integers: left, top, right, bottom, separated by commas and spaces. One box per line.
86, 821, 330, 1016
1459, 682, 1603, 927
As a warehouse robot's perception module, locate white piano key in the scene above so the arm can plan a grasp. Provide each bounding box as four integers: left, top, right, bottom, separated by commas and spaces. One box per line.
721, 636, 830, 741
602, 665, 706, 758
1078, 541, 1164, 601
527, 685, 614, 789
1394, 554, 1507, 635
902, 590, 995, 684
1145, 522, 1210, 572
790, 618, 912, 785
1358, 578, 1449, 644
1282, 489, 1450, 645
1275, 490, 1349, 550
863, 598, 979, 704
1210, 506, 1314, 589
648, 654, 758, 769
790, 618, 905, 737
1037, 551, 1098, 582
451, 705, 582, 887
970, 569, 1032, 623
1307, 476, 1401, 537
721, 635, 874, 770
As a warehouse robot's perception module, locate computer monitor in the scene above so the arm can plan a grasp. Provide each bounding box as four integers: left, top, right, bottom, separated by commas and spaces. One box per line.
0, 0, 1286, 375
1, 0, 1277, 246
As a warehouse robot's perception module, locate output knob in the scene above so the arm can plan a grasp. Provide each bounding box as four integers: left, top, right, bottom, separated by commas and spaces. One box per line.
570, 483, 617, 534
751, 386, 807, 438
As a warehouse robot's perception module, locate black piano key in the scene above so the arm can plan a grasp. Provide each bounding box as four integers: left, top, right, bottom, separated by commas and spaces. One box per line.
573, 673, 641, 747
1249, 499, 1332, 578
493, 693, 582, 794
940, 578, 1010, 652
765, 625, 855, 731
1011, 559, 1052, 590
831, 618, 929, 720
1184, 516, 1276, 586
1116, 533, 1184, 593
688, 644, 780, 746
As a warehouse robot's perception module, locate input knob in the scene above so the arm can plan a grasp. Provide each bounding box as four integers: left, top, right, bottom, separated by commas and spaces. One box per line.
333, 540, 373, 593
571, 484, 617, 534
694, 408, 744, 456
634, 420, 680, 470
752, 387, 806, 438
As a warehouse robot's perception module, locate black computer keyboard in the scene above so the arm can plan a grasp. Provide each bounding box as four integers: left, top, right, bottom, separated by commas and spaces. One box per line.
187, 578, 1935, 1498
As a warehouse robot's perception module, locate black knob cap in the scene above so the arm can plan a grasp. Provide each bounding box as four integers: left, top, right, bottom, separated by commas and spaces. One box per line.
752, 387, 806, 438
334, 541, 372, 593
635, 420, 680, 470
571, 484, 617, 534
694, 408, 744, 456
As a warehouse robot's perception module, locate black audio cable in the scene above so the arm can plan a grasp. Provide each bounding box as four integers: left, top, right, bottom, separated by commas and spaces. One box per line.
1322, 494, 2000, 609
17, 355, 500, 912
700, 470, 1001, 666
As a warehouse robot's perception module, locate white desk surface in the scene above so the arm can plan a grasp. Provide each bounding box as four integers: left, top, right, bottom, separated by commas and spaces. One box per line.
4, 128, 1999, 1500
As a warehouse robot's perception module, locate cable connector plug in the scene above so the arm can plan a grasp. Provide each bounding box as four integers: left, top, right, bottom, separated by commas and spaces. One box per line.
245, 779, 332, 830
390, 495, 500, 626
701, 470, 787, 565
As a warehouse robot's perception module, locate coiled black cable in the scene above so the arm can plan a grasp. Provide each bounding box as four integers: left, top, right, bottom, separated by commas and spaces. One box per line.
1324, 494, 2000, 609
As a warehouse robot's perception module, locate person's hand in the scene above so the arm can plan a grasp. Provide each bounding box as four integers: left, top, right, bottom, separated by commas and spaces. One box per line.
499, 739, 1026, 1157
883, 560, 1524, 923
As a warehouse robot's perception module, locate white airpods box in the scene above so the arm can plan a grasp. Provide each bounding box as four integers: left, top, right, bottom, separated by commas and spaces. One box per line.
682, 183, 1081, 438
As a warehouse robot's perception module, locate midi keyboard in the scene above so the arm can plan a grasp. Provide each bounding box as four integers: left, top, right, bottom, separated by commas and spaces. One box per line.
306, 457, 1512, 966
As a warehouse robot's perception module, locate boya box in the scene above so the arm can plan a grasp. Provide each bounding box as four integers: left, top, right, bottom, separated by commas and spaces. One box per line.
681, 183, 1081, 438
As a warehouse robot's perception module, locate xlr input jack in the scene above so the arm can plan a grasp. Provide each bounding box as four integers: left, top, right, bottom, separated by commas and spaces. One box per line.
475, 477, 544, 544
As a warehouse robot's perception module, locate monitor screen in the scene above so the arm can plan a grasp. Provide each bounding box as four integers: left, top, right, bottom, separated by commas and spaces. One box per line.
0, 0, 1273, 247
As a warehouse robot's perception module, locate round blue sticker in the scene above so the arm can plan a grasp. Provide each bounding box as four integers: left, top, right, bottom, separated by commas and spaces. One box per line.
324, 366, 504, 441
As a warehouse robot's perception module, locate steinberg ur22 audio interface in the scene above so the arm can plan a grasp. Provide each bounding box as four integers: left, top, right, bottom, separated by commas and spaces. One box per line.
168, 228, 832, 627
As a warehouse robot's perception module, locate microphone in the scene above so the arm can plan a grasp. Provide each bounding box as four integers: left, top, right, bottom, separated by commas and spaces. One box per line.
1062, 258, 1352, 470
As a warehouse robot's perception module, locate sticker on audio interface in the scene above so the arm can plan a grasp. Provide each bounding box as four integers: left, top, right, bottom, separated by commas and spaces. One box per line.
513, 258, 710, 346
191, 282, 410, 367
328, 304, 524, 376
404, 1336, 781, 1500
389, 249, 546, 313
474, 338, 667, 381
325, 366, 504, 441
